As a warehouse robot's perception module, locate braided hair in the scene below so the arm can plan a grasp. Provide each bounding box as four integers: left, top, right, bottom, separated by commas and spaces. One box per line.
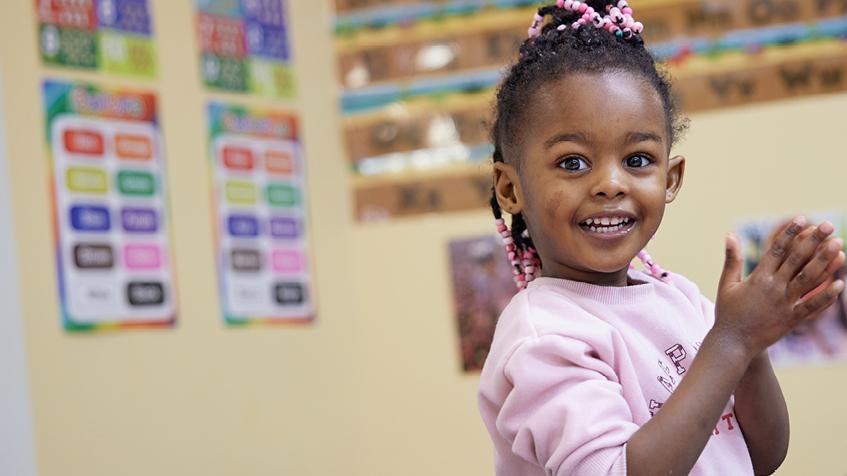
491, 0, 688, 289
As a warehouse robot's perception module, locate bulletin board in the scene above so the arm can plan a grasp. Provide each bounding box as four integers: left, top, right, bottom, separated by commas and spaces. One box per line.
36, 0, 157, 77
43, 80, 177, 331
332, 0, 847, 221
207, 102, 314, 325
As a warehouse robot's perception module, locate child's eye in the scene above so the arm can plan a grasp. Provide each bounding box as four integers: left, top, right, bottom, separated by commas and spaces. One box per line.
559, 156, 589, 171
625, 154, 653, 168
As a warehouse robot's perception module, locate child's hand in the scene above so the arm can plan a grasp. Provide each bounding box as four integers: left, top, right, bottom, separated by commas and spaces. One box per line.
714, 217, 846, 358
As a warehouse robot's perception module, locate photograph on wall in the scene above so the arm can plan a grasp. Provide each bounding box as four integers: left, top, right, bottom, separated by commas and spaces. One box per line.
36, 0, 157, 77
43, 80, 177, 331
207, 102, 314, 325
449, 235, 517, 372
737, 212, 847, 365
196, 0, 294, 98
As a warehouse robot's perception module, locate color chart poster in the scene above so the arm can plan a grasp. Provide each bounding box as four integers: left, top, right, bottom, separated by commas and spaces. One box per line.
44, 80, 176, 331
36, 0, 156, 77
208, 102, 314, 325
196, 0, 294, 98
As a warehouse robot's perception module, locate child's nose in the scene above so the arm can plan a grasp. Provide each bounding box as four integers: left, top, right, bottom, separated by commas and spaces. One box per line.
591, 165, 628, 198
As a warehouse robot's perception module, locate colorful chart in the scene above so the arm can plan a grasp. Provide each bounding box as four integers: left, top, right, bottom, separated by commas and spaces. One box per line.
208, 102, 313, 325
43, 80, 176, 331
196, 0, 294, 98
36, 0, 157, 77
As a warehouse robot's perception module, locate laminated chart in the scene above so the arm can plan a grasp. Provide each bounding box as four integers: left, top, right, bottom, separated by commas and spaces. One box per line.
208, 103, 314, 325
196, 0, 294, 98
44, 80, 176, 331
36, 0, 156, 77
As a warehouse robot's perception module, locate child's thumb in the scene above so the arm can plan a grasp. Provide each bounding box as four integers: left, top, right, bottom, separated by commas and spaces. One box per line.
719, 233, 743, 290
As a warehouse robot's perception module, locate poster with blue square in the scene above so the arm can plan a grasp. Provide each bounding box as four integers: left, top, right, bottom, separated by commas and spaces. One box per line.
36, 0, 157, 77
196, 0, 294, 98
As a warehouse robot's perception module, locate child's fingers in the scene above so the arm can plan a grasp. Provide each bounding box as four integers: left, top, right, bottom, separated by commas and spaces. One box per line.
777, 222, 836, 284
825, 250, 846, 276
757, 216, 806, 274
793, 279, 845, 322
787, 238, 843, 300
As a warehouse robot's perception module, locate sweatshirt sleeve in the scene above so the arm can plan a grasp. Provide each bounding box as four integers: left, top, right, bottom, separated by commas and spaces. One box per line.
496, 334, 639, 476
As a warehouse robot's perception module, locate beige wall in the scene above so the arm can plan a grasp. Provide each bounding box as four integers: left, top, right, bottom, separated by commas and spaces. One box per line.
2, 1, 845, 475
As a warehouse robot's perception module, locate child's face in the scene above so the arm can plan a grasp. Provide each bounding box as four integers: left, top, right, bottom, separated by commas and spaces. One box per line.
494, 71, 685, 285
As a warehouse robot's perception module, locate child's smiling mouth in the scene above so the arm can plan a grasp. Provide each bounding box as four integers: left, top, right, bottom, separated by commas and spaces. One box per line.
578, 213, 637, 238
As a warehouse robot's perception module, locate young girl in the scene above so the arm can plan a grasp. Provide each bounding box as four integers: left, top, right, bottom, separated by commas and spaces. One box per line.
477, 1, 846, 475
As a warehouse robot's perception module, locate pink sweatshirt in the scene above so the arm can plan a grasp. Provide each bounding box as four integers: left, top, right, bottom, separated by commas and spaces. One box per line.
478, 269, 754, 475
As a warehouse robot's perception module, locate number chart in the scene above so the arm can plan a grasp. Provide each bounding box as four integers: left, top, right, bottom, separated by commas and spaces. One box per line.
208, 102, 314, 325
43, 80, 176, 331
196, 0, 294, 98
36, 0, 157, 77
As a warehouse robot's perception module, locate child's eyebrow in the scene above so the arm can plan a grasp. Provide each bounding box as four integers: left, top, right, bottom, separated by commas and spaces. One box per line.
543, 132, 587, 150
626, 131, 663, 145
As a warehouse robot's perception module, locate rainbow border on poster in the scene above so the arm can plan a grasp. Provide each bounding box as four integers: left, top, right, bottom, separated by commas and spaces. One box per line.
43, 79, 178, 332
207, 102, 315, 326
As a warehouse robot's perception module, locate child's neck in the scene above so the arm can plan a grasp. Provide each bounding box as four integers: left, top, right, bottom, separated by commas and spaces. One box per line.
542, 265, 634, 287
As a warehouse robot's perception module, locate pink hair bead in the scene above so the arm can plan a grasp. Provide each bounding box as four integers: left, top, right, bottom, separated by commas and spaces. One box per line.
591, 13, 604, 27
557, 0, 565, 6
622, 6, 633, 15
610, 7, 624, 24
578, 2, 588, 13
503, 236, 514, 245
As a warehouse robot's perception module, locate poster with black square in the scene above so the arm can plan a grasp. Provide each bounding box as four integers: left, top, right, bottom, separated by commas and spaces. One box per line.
208, 102, 314, 325
43, 79, 177, 331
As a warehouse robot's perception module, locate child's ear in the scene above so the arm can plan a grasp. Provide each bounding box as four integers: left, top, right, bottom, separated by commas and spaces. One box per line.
665, 155, 685, 203
493, 161, 524, 214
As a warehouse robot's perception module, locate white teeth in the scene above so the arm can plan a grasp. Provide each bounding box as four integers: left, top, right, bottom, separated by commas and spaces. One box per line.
581, 216, 633, 228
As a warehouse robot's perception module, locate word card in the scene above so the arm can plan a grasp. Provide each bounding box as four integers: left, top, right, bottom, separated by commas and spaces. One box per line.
208, 102, 313, 324
44, 80, 176, 330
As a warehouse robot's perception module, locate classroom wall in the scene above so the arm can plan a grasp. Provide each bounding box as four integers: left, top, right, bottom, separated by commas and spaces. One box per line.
2, 1, 846, 476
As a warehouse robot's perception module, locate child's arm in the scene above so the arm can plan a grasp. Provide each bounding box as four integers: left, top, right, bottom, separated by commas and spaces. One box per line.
733, 351, 789, 475
734, 224, 844, 475
626, 219, 844, 476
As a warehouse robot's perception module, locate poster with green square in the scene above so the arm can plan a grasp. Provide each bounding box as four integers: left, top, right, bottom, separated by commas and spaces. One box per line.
36, 0, 157, 77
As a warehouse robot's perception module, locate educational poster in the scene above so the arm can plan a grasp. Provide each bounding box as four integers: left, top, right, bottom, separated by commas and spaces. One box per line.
737, 212, 847, 366
196, 0, 294, 98
36, 0, 157, 77
43, 80, 176, 331
207, 102, 314, 325
449, 235, 517, 372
